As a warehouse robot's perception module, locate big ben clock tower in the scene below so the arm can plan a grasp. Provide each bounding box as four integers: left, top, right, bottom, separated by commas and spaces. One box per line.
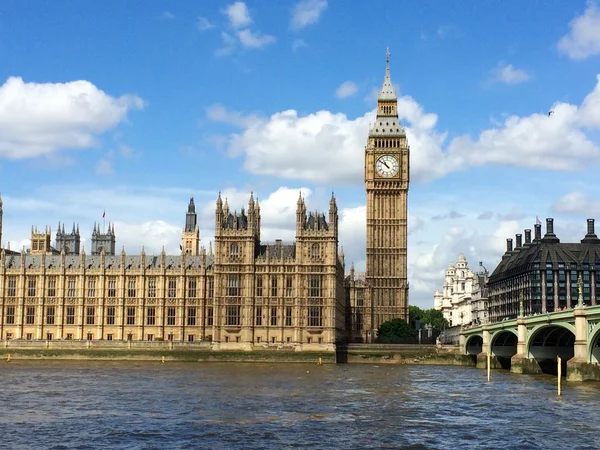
364, 48, 410, 341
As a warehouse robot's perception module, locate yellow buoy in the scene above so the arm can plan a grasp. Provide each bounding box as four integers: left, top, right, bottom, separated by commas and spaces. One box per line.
161, 356, 165, 364
6, 354, 11, 362
318, 357, 322, 366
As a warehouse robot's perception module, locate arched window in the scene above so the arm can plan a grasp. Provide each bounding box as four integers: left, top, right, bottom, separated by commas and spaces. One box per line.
230, 243, 239, 257
311, 244, 319, 258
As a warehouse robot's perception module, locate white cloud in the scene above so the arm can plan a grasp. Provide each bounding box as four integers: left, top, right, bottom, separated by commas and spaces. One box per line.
160, 11, 175, 20
223, 2, 252, 29
497, 206, 526, 221
118, 144, 137, 159
292, 39, 307, 52
197, 16, 214, 31
215, 32, 237, 56
206, 103, 261, 128
290, 0, 328, 30
491, 63, 531, 84
558, 4, 600, 60
0, 77, 143, 160
95, 157, 114, 176
420, 25, 460, 41
431, 210, 464, 221
237, 29, 276, 49
113, 220, 182, 254
335, 81, 358, 99
552, 191, 600, 215
211, 73, 600, 185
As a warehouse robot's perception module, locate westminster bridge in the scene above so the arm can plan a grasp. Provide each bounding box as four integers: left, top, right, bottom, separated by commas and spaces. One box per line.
460, 304, 600, 381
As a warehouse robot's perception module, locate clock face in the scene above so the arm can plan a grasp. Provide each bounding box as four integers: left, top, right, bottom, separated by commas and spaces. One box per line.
375, 155, 399, 178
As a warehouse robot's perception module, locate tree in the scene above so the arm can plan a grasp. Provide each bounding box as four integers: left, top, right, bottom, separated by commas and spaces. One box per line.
421, 309, 448, 332
377, 318, 418, 343
408, 306, 449, 332
409, 305, 425, 328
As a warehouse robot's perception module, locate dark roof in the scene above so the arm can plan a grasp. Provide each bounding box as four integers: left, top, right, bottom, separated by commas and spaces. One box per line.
306, 213, 328, 230
224, 212, 248, 230
489, 241, 600, 284
257, 242, 296, 259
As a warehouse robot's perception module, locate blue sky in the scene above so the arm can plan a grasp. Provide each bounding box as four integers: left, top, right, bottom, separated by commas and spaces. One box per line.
1, 0, 600, 307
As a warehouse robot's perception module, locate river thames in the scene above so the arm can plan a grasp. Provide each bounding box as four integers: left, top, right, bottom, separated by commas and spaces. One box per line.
0, 361, 599, 449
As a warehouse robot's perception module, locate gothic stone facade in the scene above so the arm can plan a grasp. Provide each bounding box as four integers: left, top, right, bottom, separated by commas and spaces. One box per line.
0, 195, 347, 349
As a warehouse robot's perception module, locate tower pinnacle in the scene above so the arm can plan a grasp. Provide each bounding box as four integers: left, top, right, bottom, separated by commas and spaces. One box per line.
379, 47, 396, 101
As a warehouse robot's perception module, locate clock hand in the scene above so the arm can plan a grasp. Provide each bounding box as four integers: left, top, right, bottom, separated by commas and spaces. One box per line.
383, 161, 390, 169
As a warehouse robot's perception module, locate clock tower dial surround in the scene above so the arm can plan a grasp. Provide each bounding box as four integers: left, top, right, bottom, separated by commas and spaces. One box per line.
363, 48, 410, 341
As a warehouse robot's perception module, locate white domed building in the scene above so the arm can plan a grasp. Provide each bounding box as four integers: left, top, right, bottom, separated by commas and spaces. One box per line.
434, 254, 489, 327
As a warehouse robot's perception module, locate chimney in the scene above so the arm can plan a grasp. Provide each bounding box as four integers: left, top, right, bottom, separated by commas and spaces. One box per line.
506, 238, 513, 253
546, 218, 554, 235
524, 229, 532, 244
534, 224, 542, 241
581, 218, 600, 243
542, 217, 560, 243
515, 234, 522, 249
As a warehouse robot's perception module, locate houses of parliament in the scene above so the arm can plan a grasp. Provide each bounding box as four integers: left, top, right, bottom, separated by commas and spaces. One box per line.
0, 51, 410, 348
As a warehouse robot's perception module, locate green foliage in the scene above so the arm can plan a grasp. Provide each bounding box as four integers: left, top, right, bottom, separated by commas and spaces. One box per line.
421, 309, 448, 332
377, 318, 418, 342
409, 305, 424, 325
409, 306, 449, 332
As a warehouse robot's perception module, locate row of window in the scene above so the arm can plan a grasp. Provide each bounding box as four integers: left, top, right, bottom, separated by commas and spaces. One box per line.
16, 332, 207, 342
228, 243, 321, 258
3, 306, 210, 327
2, 306, 324, 327
4, 275, 326, 299
13, 333, 323, 344
3, 276, 214, 299
253, 275, 321, 298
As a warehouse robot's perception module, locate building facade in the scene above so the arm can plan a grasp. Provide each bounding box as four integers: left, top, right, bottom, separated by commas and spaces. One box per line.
0, 193, 347, 349
433, 254, 489, 327
487, 218, 600, 323
354, 48, 410, 343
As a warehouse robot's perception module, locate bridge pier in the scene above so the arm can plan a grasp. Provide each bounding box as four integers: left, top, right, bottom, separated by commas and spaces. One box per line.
510, 317, 534, 374
567, 306, 600, 381
476, 353, 504, 369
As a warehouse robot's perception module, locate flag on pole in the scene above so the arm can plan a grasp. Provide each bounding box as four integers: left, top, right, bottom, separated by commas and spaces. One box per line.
102, 210, 106, 218
535, 216, 541, 225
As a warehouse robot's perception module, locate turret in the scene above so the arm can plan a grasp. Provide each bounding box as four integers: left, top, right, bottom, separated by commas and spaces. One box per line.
296, 192, 305, 235
55, 220, 81, 254
182, 196, 200, 255
328, 192, 338, 234
91, 221, 116, 255
215, 192, 224, 230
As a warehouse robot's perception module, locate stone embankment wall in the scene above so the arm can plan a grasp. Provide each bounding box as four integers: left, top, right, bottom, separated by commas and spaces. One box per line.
339, 344, 473, 366
0, 340, 336, 363
0, 341, 471, 366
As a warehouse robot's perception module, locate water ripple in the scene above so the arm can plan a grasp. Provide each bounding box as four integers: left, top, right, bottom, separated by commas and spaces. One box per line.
0, 361, 599, 448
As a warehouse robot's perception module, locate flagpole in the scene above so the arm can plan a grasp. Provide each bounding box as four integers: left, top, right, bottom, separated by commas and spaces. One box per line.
103, 211, 106, 234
